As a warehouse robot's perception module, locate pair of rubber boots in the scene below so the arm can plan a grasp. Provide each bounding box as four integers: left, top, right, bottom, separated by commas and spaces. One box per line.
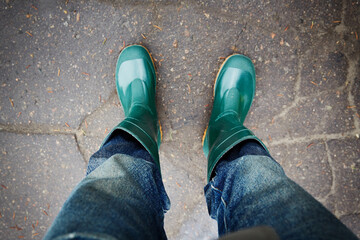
101, 45, 268, 182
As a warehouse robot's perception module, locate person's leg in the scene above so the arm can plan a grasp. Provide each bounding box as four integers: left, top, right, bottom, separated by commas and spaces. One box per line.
202, 54, 357, 239
205, 140, 358, 239
45, 45, 169, 239
44, 130, 170, 240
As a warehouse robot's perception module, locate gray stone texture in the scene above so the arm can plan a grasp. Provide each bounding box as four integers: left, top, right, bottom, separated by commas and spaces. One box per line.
0, 0, 359, 239
0, 132, 85, 239
269, 140, 333, 200
327, 138, 360, 217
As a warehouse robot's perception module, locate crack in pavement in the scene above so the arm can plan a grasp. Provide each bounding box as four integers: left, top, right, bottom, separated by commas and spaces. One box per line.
0, 123, 78, 136
346, 56, 360, 131
316, 141, 337, 210
272, 52, 303, 121
268, 129, 360, 146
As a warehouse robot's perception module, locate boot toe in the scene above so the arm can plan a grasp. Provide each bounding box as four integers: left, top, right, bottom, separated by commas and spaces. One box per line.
222, 54, 255, 79
117, 45, 153, 63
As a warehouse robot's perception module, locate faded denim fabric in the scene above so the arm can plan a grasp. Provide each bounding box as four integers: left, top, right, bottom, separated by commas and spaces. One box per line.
44, 131, 170, 240
44, 132, 358, 240
206, 141, 358, 239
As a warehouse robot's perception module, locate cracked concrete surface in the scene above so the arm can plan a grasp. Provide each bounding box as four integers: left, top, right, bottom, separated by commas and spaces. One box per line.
0, 0, 359, 239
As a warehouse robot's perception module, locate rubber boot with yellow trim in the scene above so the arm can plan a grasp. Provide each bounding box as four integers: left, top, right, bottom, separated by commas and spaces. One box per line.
203, 54, 269, 182
101, 45, 162, 170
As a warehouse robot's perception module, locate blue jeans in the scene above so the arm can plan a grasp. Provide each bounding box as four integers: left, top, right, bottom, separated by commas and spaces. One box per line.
44, 131, 357, 240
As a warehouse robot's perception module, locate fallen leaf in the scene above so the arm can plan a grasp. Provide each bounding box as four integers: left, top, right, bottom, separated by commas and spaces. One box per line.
153, 25, 162, 31
271, 33, 276, 39
11, 224, 22, 231
231, 46, 239, 51
158, 59, 164, 66
9, 97, 14, 107
172, 39, 178, 48
307, 143, 314, 148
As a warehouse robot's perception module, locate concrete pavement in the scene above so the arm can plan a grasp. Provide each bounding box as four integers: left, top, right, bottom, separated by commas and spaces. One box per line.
0, 0, 359, 239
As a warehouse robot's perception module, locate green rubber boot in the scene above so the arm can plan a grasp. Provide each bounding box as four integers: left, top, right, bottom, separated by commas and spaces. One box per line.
101, 45, 162, 170
202, 54, 269, 182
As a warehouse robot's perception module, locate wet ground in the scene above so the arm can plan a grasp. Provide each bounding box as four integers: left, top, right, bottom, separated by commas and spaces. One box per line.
0, 0, 359, 239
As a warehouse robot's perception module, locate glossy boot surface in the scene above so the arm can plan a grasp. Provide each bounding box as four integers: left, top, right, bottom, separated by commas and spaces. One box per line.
203, 54, 269, 182
102, 45, 162, 169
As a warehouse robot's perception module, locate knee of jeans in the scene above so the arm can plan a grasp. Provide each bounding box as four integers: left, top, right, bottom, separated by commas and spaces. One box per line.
240, 156, 285, 177
219, 156, 285, 183
87, 156, 109, 175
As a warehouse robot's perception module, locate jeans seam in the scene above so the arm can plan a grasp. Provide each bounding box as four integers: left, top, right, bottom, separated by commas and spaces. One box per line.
210, 182, 228, 233
210, 183, 222, 193
221, 196, 228, 232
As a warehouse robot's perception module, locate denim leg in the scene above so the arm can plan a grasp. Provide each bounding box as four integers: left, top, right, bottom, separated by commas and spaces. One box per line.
86, 130, 155, 175
44, 130, 170, 240
205, 140, 358, 239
